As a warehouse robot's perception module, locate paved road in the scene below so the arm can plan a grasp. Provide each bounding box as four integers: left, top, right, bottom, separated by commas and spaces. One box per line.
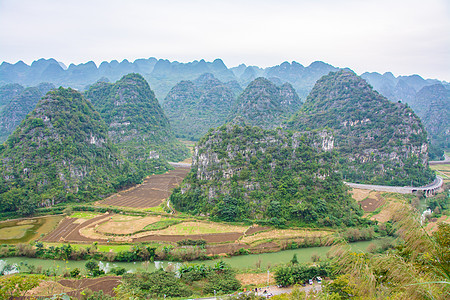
429, 154, 450, 165
345, 176, 443, 194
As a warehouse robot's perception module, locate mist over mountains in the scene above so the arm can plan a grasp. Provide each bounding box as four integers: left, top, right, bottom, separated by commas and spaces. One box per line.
2, 58, 447, 103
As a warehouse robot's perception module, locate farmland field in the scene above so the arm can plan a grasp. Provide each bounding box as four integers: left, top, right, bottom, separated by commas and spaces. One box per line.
98, 167, 190, 208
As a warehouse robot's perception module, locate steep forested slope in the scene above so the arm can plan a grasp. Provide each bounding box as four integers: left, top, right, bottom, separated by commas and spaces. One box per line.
413, 84, 449, 150
171, 121, 363, 226
286, 70, 434, 186
163, 73, 240, 140
85, 73, 189, 163
230, 77, 302, 129
0, 88, 139, 216
0, 83, 55, 142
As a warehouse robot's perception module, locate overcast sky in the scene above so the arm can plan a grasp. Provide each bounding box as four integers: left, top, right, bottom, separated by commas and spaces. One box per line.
0, 0, 449, 80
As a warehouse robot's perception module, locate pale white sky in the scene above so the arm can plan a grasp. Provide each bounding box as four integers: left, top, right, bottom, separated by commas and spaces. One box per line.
0, 0, 449, 80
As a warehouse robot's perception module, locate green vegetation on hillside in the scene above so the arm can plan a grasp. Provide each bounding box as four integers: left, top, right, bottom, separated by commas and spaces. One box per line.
231, 77, 302, 129
0, 87, 147, 216
286, 70, 434, 186
85, 73, 189, 163
171, 122, 364, 227
0, 83, 55, 142
163, 73, 240, 140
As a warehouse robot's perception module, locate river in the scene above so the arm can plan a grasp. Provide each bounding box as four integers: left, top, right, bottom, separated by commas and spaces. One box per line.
1, 240, 377, 275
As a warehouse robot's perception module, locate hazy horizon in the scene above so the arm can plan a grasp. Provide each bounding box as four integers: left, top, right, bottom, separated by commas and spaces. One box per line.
1, 0, 449, 81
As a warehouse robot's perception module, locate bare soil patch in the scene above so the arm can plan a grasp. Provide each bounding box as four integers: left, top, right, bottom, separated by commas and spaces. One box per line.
359, 193, 385, 212
249, 242, 281, 253
236, 272, 276, 286
350, 188, 374, 202
59, 276, 121, 298
42, 214, 111, 243
206, 243, 249, 255
99, 167, 189, 208
133, 232, 243, 244
245, 226, 270, 235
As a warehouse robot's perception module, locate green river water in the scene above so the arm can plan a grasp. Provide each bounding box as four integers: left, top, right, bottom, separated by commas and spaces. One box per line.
1, 240, 375, 275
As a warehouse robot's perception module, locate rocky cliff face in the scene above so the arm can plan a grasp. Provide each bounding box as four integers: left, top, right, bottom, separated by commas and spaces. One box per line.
163, 73, 240, 140
230, 77, 302, 129
170, 122, 363, 226
287, 70, 434, 186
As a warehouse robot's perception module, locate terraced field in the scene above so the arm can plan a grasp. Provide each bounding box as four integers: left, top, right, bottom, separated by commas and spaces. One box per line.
99, 167, 190, 208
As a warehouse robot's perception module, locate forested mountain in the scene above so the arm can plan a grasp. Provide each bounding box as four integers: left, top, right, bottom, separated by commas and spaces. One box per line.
286, 70, 435, 186
163, 73, 241, 140
230, 77, 302, 129
411, 84, 450, 150
0, 88, 139, 216
171, 121, 363, 226
0, 83, 55, 142
84, 73, 189, 163
0, 83, 24, 107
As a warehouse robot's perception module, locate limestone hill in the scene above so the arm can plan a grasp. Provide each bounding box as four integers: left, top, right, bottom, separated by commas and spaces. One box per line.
85, 73, 189, 163
0, 87, 135, 216
170, 122, 363, 227
230, 77, 302, 129
286, 70, 434, 186
163, 73, 240, 140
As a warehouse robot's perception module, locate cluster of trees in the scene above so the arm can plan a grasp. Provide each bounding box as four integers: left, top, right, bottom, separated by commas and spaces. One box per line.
0, 242, 157, 263
115, 261, 241, 298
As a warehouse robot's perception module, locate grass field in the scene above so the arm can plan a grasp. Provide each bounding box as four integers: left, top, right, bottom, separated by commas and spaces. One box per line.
69, 212, 102, 219
0, 215, 63, 244
143, 218, 182, 231
0, 224, 35, 239
430, 164, 450, 183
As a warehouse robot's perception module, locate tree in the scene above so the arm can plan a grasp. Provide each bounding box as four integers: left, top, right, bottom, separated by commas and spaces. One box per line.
291, 254, 298, 265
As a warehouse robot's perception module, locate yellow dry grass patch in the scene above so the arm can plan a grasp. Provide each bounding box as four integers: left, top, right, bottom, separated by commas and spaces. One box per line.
236, 272, 276, 286
24, 280, 73, 297
152, 221, 247, 235
369, 195, 403, 223
95, 215, 162, 235
240, 229, 332, 244
350, 188, 374, 202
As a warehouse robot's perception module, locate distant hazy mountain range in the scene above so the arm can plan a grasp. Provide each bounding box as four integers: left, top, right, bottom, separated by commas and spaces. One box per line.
1, 57, 448, 149
2, 58, 447, 102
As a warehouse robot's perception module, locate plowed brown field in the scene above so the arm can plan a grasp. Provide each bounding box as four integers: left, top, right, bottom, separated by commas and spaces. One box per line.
99, 167, 190, 208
